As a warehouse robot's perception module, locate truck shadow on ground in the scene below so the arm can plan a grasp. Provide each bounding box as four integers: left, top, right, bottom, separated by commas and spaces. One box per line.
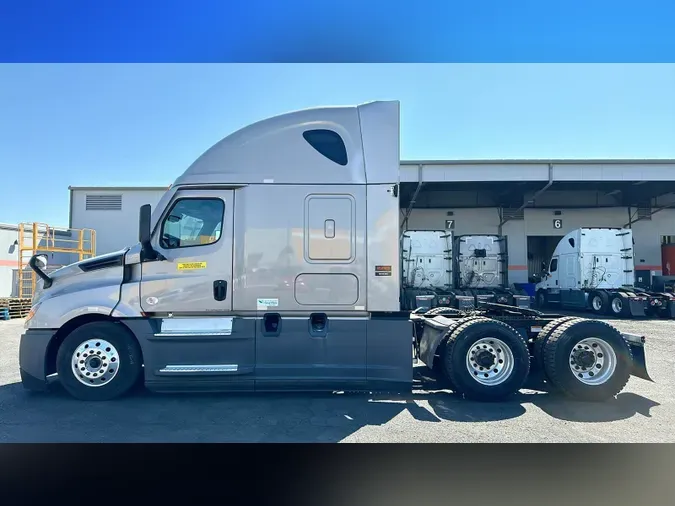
415, 368, 660, 424
0, 366, 660, 443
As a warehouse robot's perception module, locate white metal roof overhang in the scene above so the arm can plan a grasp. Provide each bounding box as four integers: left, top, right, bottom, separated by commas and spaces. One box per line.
398, 160, 675, 210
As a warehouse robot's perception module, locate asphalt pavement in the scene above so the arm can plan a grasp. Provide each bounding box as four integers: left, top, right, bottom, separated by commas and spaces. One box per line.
1, 315, 672, 442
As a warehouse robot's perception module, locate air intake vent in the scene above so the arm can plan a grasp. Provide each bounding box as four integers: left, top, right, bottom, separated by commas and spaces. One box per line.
637, 202, 652, 220
86, 194, 122, 211
502, 207, 524, 220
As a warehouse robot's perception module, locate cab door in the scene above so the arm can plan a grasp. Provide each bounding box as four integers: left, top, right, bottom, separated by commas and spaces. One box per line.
139, 188, 256, 390
544, 256, 561, 302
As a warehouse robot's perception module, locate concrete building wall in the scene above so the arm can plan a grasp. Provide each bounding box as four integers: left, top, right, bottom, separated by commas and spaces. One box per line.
70, 188, 166, 255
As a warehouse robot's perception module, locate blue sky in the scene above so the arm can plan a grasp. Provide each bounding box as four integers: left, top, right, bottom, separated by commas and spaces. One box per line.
1, 63, 674, 227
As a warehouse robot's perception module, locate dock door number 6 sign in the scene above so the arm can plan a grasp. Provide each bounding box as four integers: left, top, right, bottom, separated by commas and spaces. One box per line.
553, 219, 563, 229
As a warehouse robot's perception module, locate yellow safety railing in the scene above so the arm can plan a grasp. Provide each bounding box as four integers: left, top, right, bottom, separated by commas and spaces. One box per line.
17, 222, 96, 300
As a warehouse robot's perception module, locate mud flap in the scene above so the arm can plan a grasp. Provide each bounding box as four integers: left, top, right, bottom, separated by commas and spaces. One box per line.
627, 298, 646, 317
665, 300, 675, 319
622, 332, 653, 382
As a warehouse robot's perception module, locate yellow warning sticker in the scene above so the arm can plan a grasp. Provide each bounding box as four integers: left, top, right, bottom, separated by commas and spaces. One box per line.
177, 261, 207, 271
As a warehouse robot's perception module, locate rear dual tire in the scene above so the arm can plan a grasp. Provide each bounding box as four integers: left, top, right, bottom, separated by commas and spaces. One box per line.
539, 318, 632, 401
433, 316, 489, 392
590, 291, 630, 317
589, 291, 609, 315
440, 318, 530, 401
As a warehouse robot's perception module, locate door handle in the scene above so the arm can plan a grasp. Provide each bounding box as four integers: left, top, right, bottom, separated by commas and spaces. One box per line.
213, 280, 227, 301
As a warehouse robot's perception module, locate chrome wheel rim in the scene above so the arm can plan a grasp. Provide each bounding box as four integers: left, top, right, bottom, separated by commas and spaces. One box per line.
591, 296, 603, 311
568, 337, 617, 385
611, 298, 622, 314
71, 339, 120, 387
466, 337, 514, 386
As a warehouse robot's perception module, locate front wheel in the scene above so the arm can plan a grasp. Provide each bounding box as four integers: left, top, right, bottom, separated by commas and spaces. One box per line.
442, 318, 530, 401
542, 319, 632, 401
536, 290, 547, 309
56, 321, 143, 401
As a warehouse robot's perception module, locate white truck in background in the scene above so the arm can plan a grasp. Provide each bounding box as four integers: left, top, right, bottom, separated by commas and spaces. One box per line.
535, 227, 675, 318
401, 231, 529, 311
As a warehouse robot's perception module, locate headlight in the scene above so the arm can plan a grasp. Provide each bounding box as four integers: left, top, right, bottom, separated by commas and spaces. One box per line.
24, 301, 42, 328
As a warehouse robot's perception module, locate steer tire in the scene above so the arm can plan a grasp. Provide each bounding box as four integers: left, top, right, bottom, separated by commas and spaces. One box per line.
533, 317, 586, 372
535, 290, 547, 309
442, 318, 530, 401
542, 319, 632, 402
56, 321, 143, 401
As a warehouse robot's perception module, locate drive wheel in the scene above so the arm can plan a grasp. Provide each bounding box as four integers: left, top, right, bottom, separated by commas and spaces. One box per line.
589, 291, 609, 314
433, 316, 488, 392
533, 316, 585, 372
608, 294, 629, 317
56, 321, 143, 401
542, 319, 632, 401
442, 318, 530, 401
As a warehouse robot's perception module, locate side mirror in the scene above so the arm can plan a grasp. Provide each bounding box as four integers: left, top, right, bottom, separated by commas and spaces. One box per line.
139, 204, 152, 244
35, 254, 48, 269
139, 204, 155, 259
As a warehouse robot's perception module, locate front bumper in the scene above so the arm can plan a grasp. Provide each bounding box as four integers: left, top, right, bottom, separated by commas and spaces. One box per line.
19, 328, 57, 392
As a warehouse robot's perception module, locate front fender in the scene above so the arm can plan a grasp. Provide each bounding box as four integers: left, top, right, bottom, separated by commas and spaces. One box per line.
26, 284, 120, 330
111, 281, 143, 318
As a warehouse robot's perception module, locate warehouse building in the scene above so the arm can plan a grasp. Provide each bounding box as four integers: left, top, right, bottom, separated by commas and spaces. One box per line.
68, 159, 675, 286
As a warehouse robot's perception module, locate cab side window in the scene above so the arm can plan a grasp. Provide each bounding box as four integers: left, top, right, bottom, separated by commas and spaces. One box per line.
549, 258, 558, 273
160, 198, 224, 249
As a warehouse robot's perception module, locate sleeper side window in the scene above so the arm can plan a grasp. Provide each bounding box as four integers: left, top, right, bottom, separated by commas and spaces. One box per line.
303, 129, 348, 166
160, 198, 225, 249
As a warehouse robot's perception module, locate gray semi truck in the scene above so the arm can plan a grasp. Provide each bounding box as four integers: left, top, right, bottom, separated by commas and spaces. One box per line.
20, 101, 651, 402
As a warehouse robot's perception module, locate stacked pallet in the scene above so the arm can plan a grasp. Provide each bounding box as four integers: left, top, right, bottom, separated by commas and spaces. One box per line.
0, 298, 32, 320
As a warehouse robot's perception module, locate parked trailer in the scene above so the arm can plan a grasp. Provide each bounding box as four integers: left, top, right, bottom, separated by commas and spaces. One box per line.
534, 227, 675, 318
401, 231, 529, 311
19, 101, 652, 402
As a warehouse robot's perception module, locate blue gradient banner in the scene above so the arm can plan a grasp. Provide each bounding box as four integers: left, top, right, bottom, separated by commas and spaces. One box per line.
0, 0, 673, 62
